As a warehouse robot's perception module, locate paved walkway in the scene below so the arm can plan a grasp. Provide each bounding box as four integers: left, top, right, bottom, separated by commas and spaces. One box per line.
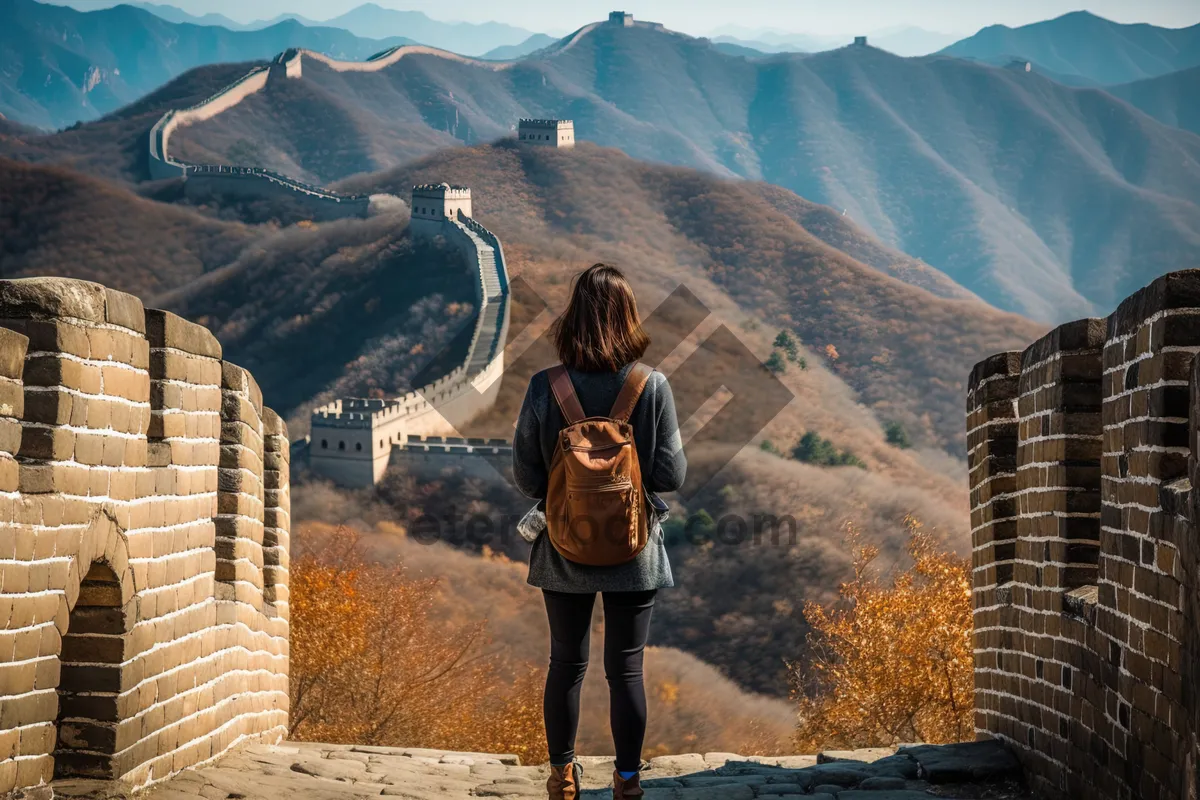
42, 741, 1033, 799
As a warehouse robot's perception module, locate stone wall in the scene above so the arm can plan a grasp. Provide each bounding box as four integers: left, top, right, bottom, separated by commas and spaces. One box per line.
181, 168, 370, 221
145, 54, 374, 219
968, 269, 1200, 800
307, 200, 510, 489
387, 436, 511, 481
0, 278, 290, 794
517, 119, 575, 148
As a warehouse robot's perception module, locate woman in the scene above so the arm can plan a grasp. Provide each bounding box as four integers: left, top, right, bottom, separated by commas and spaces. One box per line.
513, 264, 687, 800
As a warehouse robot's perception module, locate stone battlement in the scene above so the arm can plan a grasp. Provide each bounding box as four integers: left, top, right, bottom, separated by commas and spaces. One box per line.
0, 278, 290, 794
307, 187, 510, 488
401, 435, 512, 454
412, 183, 472, 197
967, 268, 1200, 800
518, 119, 575, 148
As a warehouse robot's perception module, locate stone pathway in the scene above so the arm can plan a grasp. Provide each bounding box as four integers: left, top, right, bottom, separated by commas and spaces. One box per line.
39, 741, 1033, 799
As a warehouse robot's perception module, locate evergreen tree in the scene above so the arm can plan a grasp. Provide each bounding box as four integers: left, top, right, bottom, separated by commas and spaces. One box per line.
793, 431, 866, 469
774, 330, 800, 362
765, 351, 787, 374
885, 421, 913, 449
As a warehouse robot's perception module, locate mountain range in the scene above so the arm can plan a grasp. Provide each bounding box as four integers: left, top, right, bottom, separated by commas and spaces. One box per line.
1109, 65, 1200, 138
149, 21, 1200, 322
0, 0, 418, 129
248, 4, 537, 56
710, 26, 960, 57
0, 138, 1040, 693
11, 0, 1200, 717
4, 2, 1200, 324
940, 10, 1200, 85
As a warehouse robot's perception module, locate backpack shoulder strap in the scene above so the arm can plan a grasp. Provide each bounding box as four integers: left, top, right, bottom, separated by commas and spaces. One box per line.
610, 363, 654, 424
548, 364, 586, 424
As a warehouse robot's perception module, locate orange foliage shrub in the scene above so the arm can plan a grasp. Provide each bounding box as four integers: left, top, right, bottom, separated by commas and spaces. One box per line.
793, 518, 973, 750
289, 527, 544, 763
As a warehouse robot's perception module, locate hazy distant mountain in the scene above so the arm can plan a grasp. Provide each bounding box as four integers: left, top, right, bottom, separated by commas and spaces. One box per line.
941, 11, 1200, 85
153, 21, 1200, 321
711, 41, 774, 59
708, 26, 956, 57
1109, 66, 1200, 138
129, 2, 248, 29
481, 34, 557, 61
252, 3, 538, 57
0, 0, 416, 129
868, 27, 959, 57
710, 36, 802, 55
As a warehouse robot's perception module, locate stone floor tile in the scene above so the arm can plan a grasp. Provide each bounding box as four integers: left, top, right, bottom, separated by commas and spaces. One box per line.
818, 748, 897, 764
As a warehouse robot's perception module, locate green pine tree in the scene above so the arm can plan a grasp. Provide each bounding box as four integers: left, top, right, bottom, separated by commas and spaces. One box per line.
885, 421, 913, 449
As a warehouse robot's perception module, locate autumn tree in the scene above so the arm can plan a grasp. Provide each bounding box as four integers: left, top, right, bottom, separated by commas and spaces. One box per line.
289, 527, 544, 763
792, 518, 973, 750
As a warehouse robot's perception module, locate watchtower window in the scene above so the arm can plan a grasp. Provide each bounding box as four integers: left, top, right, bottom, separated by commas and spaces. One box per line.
338, 441, 345, 450
356, 442, 363, 451
321, 439, 328, 449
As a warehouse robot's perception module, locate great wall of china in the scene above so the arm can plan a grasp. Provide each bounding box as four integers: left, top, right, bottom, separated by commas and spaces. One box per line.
305, 183, 512, 488
140, 20, 649, 488
144, 11, 670, 222
968, 268, 1200, 799
0, 278, 290, 795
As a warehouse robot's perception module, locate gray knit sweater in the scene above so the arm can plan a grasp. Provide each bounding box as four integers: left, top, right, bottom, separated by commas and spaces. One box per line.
512, 363, 687, 593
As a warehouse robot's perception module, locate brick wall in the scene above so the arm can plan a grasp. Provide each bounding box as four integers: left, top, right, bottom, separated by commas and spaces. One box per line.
0, 278, 289, 794
968, 269, 1200, 799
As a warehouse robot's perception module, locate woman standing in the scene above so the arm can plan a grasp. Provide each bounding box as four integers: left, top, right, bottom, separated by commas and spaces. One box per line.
513, 264, 687, 800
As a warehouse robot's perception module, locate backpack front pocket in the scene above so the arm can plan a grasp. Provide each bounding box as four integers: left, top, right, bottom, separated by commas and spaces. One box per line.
565, 481, 637, 553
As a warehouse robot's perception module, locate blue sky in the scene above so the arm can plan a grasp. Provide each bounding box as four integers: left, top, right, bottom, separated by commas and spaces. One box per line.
57, 0, 1200, 35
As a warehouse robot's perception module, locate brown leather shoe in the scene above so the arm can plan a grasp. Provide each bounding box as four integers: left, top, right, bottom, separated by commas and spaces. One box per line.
547, 761, 581, 800
612, 770, 645, 799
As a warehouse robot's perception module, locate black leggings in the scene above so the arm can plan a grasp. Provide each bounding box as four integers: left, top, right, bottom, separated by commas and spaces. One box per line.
542, 589, 656, 772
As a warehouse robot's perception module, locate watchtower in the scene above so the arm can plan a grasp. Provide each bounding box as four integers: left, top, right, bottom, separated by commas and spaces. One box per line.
518, 119, 576, 149
853, 36, 868, 47
609, 11, 633, 26
410, 183, 472, 237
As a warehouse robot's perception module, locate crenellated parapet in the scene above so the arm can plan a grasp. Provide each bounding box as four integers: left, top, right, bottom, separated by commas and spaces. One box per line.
307, 186, 510, 488
0, 278, 290, 794
967, 269, 1200, 800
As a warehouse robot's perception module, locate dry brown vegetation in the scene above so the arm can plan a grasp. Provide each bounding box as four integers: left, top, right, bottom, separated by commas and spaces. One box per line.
157, 211, 478, 431
0, 158, 254, 294
793, 518, 974, 750
148, 26, 1200, 321
342, 141, 1041, 453
0, 62, 262, 183
1, 136, 1032, 722
291, 521, 797, 761
290, 525, 545, 763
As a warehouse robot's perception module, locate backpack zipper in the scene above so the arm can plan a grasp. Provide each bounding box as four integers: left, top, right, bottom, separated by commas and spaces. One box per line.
567, 478, 634, 492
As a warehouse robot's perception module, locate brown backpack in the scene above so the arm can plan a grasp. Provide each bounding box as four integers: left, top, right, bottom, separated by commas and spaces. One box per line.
545, 362, 654, 566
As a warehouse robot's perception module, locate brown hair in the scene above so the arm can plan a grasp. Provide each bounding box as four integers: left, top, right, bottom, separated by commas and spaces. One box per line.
551, 264, 651, 372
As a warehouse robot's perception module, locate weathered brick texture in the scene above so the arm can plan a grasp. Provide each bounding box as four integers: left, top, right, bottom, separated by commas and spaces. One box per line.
0, 278, 289, 794
968, 269, 1200, 800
